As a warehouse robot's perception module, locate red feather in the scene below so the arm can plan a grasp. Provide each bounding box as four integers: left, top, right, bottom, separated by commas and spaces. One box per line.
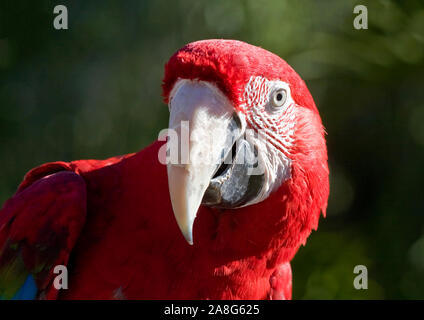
0, 170, 86, 299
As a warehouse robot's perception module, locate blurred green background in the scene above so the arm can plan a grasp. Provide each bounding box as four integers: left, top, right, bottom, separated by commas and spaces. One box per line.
1, 0, 424, 299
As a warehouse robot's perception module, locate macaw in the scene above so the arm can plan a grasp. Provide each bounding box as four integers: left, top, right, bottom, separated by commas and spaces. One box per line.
0, 39, 329, 300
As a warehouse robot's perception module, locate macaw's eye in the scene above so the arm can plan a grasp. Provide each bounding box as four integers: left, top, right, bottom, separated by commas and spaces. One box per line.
271, 88, 287, 109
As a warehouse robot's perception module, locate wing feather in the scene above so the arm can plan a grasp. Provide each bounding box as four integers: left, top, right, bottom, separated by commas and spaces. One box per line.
0, 168, 86, 300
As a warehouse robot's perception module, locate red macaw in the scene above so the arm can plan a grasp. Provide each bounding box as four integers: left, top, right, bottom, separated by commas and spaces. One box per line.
0, 39, 329, 300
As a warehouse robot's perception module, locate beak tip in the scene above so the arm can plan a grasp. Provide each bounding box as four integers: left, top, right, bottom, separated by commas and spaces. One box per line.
183, 231, 194, 245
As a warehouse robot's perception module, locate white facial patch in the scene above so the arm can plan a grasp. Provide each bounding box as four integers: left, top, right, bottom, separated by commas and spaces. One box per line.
238, 76, 296, 205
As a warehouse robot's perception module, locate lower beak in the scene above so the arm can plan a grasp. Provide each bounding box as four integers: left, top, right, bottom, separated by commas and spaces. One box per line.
166, 80, 242, 244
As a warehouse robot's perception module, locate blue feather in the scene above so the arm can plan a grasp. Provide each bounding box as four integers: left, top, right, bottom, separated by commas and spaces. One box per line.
11, 275, 38, 300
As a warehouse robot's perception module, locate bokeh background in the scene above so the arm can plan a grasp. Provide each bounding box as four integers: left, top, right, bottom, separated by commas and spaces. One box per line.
1, 0, 423, 299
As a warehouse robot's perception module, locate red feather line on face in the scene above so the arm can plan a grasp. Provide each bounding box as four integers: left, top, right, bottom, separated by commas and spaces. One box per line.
242, 76, 297, 158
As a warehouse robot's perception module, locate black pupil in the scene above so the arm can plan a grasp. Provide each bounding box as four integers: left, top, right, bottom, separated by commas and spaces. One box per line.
276, 93, 283, 101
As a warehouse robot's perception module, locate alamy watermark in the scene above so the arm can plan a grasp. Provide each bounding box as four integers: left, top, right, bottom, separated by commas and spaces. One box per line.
157, 122, 270, 176
353, 5, 368, 30
53, 265, 68, 290
53, 5, 68, 30
353, 265, 368, 290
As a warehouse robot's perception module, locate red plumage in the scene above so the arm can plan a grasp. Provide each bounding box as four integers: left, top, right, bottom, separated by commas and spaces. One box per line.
0, 40, 329, 299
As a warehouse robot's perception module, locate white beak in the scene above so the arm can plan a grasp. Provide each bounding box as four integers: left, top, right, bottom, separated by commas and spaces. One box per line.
166, 80, 241, 244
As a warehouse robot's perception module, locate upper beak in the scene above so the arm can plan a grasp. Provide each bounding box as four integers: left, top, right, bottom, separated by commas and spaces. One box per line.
166, 80, 242, 244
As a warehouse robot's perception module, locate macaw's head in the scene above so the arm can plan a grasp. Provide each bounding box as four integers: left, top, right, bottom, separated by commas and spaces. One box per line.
162, 39, 329, 259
